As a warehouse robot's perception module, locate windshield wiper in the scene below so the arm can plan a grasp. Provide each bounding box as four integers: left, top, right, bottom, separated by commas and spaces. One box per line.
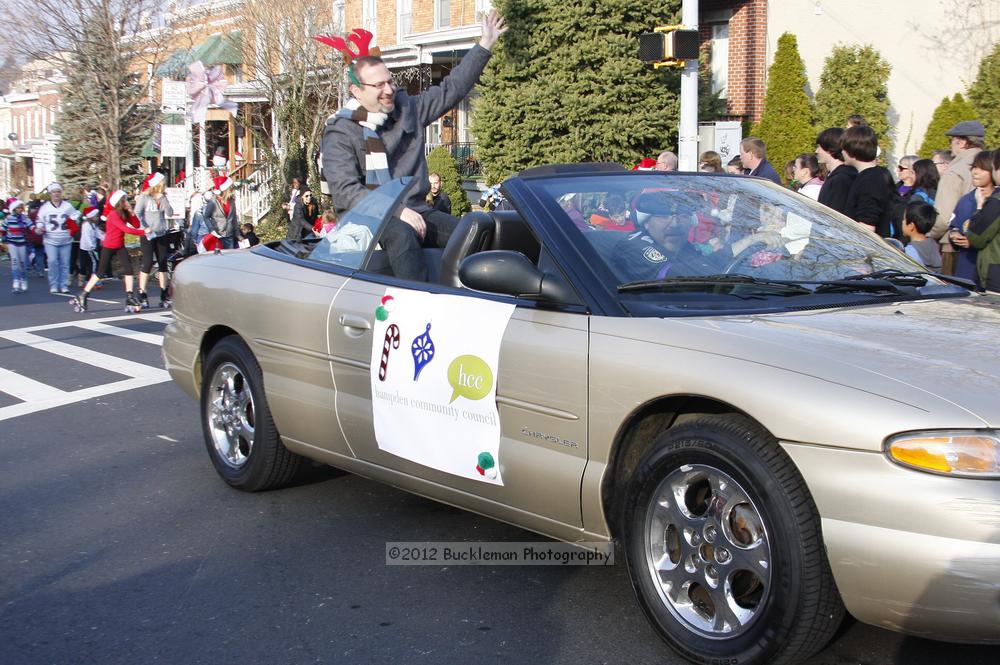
618, 274, 813, 296
839, 269, 929, 287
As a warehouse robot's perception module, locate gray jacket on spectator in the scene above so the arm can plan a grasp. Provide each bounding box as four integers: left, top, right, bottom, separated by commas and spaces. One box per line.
321, 45, 492, 217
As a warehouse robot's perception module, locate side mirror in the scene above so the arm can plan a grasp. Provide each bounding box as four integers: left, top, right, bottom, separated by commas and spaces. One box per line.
459, 251, 576, 303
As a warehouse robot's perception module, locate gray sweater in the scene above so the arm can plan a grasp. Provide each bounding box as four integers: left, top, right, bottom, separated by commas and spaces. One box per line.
322, 45, 492, 217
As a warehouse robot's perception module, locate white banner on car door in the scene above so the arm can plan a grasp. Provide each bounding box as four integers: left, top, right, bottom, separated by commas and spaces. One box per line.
369, 288, 514, 485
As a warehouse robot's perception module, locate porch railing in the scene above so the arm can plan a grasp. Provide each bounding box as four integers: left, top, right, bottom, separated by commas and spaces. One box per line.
424, 142, 481, 178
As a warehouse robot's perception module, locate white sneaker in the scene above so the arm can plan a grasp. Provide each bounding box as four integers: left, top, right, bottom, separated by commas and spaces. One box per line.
59, 287, 70, 294
19, 280, 27, 291
49, 288, 58, 294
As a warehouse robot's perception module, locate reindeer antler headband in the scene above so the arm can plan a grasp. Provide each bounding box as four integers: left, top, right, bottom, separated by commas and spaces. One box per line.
314, 28, 382, 85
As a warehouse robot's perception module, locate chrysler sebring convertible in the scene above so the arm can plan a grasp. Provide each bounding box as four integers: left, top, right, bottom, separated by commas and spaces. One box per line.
163, 165, 1000, 665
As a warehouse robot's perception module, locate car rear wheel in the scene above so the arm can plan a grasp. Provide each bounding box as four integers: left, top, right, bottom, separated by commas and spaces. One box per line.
624, 414, 844, 665
201, 336, 304, 491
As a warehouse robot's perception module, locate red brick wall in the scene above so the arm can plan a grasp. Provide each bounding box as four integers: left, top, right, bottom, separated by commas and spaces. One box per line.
701, 0, 767, 123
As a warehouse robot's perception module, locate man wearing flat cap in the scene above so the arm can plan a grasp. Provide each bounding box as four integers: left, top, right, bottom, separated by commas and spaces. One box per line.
933, 120, 985, 274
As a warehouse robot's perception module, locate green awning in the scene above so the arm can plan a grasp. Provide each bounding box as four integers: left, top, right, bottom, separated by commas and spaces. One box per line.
156, 48, 191, 77
141, 125, 160, 158
189, 31, 243, 66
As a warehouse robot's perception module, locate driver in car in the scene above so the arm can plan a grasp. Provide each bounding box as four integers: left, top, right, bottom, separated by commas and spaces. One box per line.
613, 192, 726, 283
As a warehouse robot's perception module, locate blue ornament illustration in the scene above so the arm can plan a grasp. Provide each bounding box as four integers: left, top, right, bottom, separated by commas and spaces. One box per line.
411, 323, 435, 380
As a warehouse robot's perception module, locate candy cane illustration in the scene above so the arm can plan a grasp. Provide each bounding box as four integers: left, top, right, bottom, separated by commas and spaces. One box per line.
378, 324, 401, 381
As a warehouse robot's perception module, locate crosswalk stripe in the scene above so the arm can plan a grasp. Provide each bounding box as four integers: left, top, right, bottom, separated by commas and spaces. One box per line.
71, 320, 164, 345
0, 311, 172, 336
0, 375, 171, 422
0, 367, 68, 401
0, 330, 170, 380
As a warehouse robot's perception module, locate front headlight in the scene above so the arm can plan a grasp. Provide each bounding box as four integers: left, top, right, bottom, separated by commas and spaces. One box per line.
885, 430, 1000, 478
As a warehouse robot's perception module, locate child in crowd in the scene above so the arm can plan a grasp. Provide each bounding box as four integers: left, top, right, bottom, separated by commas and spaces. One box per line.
239, 223, 259, 248
2, 199, 31, 292
78, 206, 104, 286
313, 210, 338, 236
902, 201, 942, 270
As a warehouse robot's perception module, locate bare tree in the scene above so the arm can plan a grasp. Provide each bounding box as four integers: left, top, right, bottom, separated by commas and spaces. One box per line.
234, 0, 346, 191
0, 0, 170, 188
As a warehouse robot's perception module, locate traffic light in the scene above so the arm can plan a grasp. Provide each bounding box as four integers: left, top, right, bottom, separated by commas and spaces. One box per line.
638, 27, 700, 68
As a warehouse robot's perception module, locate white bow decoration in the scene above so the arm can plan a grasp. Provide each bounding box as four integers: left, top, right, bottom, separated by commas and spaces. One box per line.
185, 60, 238, 124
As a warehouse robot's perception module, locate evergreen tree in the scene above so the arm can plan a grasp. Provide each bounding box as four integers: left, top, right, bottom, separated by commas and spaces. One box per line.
426, 147, 471, 217
814, 44, 892, 154
918, 94, 977, 157
968, 41, 1000, 148
55, 44, 154, 190
472, 0, 680, 184
751, 33, 814, 184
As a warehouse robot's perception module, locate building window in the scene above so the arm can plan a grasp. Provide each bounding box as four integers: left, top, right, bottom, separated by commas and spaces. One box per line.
710, 22, 729, 98
362, 0, 378, 39
475, 0, 493, 20
397, 0, 412, 40
436, 0, 450, 29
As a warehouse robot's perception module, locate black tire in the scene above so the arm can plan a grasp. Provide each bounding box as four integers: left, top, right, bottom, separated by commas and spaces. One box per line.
623, 414, 844, 665
200, 336, 304, 491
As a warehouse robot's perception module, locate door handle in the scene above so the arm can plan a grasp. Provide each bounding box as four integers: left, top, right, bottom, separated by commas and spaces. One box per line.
339, 314, 372, 331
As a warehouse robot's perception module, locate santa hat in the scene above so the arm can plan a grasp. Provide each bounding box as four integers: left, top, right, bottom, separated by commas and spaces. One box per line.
102, 190, 127, 219
632, 158, 658, 171
175, 169, 186, 185
198, 232, 222, 253
141, 172, 165, 193
7, 198, 24, 212
213, 175, 233, 193
82, 205, 99, 219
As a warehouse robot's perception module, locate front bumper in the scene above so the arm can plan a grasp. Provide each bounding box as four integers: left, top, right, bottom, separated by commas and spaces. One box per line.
782, 441, 1000, 643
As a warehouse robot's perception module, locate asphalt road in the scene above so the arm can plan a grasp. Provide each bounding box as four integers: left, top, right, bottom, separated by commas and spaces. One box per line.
0, 260, 997, 665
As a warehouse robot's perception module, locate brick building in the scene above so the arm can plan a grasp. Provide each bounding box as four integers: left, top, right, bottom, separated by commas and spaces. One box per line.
0, 58, 65, 196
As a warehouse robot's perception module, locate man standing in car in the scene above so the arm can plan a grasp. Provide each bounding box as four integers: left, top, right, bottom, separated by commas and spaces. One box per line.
321, 11, 508, 282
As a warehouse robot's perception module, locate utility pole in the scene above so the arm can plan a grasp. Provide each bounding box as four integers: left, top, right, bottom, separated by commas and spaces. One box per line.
638, 4, 700, 170
678, 0, 699, 172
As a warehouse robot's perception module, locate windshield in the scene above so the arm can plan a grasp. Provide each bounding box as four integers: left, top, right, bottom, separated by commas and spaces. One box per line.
525, 173, 960, 292
307, 178, 414, 269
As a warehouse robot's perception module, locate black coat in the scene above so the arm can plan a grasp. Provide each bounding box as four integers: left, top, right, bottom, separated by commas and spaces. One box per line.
288, 201, 319, 240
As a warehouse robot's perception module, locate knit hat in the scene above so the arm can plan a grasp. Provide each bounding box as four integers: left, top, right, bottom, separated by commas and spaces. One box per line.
213, 175, 233, 193
47, 182, 63, 193
141, 172, 165, 193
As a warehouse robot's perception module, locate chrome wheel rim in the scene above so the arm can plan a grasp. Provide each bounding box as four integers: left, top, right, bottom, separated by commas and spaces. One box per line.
207, 362, 256, 469
644, 463, 771, 639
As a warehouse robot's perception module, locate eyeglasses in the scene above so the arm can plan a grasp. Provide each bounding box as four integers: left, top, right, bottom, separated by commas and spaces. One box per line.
358, 78, 396, 90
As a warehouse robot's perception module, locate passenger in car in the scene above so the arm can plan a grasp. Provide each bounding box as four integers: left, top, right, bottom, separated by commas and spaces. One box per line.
319, 12, 508, 282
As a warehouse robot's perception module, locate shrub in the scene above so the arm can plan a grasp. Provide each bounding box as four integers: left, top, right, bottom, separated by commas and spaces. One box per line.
472, 0, 681, 184
968, 41, 1000, 148
751, 33, 815, 184
814, 44, 892, 155
918, 94, 978, 157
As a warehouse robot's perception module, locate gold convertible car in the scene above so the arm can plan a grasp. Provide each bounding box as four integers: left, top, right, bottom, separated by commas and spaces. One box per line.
163, 166, 1000, 665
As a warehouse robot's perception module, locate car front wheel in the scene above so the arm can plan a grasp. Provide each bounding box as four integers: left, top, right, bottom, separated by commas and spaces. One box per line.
624, 414, 844, 665
201, 336, 304, 491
